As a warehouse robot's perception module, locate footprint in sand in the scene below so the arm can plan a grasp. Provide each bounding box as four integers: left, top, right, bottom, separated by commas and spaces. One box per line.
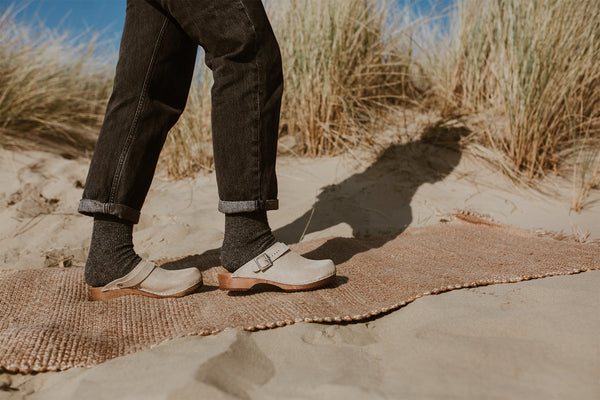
7, 183, 60, 219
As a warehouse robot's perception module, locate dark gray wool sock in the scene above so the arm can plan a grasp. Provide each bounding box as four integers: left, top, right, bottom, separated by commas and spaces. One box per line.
220, 210, 277, 273
84, 214, 142, 287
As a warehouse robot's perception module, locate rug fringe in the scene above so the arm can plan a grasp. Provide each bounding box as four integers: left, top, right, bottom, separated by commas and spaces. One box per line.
449, 209, 600, 247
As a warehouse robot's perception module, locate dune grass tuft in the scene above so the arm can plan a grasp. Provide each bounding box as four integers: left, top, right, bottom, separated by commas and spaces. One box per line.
433, 0, 600, 209
272, 0, 420, 156
0, 8, 111, 154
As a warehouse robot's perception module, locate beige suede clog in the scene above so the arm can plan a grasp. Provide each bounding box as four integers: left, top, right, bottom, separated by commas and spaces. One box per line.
89, 260, 202, 301
218, 242, 336, 291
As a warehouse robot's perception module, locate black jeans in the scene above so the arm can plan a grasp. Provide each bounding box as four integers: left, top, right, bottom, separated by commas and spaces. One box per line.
78, 0, 283, 224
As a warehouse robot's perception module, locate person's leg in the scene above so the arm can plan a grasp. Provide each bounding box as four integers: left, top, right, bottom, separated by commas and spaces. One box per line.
149, 0, 283, 271
79, 0, 197, 223
150, 0, 282, 210
150, 1, 335, 291
79, 0, 198, 286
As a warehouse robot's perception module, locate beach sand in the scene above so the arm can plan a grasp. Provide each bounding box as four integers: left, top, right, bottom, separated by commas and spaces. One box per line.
1, 130, 599, 399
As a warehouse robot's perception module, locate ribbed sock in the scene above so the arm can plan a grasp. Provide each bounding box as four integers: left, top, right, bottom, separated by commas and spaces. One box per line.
84, 214, 142, 287
220, 210, 277, 273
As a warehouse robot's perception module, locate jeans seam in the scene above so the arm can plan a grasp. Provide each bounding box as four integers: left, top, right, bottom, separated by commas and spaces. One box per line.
237, 0, 263, 203
108, 16, 169, 205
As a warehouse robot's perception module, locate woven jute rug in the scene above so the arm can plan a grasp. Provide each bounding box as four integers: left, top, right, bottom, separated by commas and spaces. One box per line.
1, 213, 598, 373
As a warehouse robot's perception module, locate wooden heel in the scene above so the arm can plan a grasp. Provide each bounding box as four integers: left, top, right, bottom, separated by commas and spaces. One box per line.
218, 273, 257, 291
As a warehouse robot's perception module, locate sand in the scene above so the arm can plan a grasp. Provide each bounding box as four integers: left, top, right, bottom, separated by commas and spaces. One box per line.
1, 127, 599, 399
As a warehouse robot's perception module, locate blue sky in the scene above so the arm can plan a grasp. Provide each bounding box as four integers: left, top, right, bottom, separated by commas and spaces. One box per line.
1, 0, 454, 50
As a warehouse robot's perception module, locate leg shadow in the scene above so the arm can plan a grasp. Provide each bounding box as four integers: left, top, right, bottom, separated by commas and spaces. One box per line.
274, 121, 470, 264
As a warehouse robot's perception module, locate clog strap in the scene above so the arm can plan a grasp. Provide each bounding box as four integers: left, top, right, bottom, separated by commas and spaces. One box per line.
233, 242, 290, 274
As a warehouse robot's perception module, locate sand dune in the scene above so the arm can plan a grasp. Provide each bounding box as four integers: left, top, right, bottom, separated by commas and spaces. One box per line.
1, 133, 599, 398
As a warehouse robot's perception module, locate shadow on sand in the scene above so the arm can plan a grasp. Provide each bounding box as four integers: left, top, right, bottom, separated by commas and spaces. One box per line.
160, 122, 469, 274
274, 122, 469, 264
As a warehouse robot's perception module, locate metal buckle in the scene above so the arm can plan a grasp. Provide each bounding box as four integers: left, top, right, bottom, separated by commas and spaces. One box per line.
253, 253, 273, 272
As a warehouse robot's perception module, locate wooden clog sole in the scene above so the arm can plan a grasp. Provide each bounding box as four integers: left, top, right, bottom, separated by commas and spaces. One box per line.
89, 281, 202, 301
217, 273, 335, 291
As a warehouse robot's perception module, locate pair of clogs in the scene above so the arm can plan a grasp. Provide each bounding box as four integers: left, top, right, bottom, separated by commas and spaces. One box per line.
89, 242, 335, 301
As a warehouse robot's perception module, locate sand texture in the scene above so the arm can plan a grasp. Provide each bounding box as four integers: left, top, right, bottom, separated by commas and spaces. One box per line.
1, 129, 599, 398
2, 216, 598, 373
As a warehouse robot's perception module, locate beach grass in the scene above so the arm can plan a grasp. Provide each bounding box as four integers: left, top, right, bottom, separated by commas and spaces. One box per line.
432, 0, 600, 209
271, 0, 420, 156
1, 0, 598, 208
0, 7, 111, 154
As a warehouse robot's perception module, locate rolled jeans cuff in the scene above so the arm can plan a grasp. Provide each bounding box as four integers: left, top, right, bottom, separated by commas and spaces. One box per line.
218, 199, 279, 214
78, 199, 141, 224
